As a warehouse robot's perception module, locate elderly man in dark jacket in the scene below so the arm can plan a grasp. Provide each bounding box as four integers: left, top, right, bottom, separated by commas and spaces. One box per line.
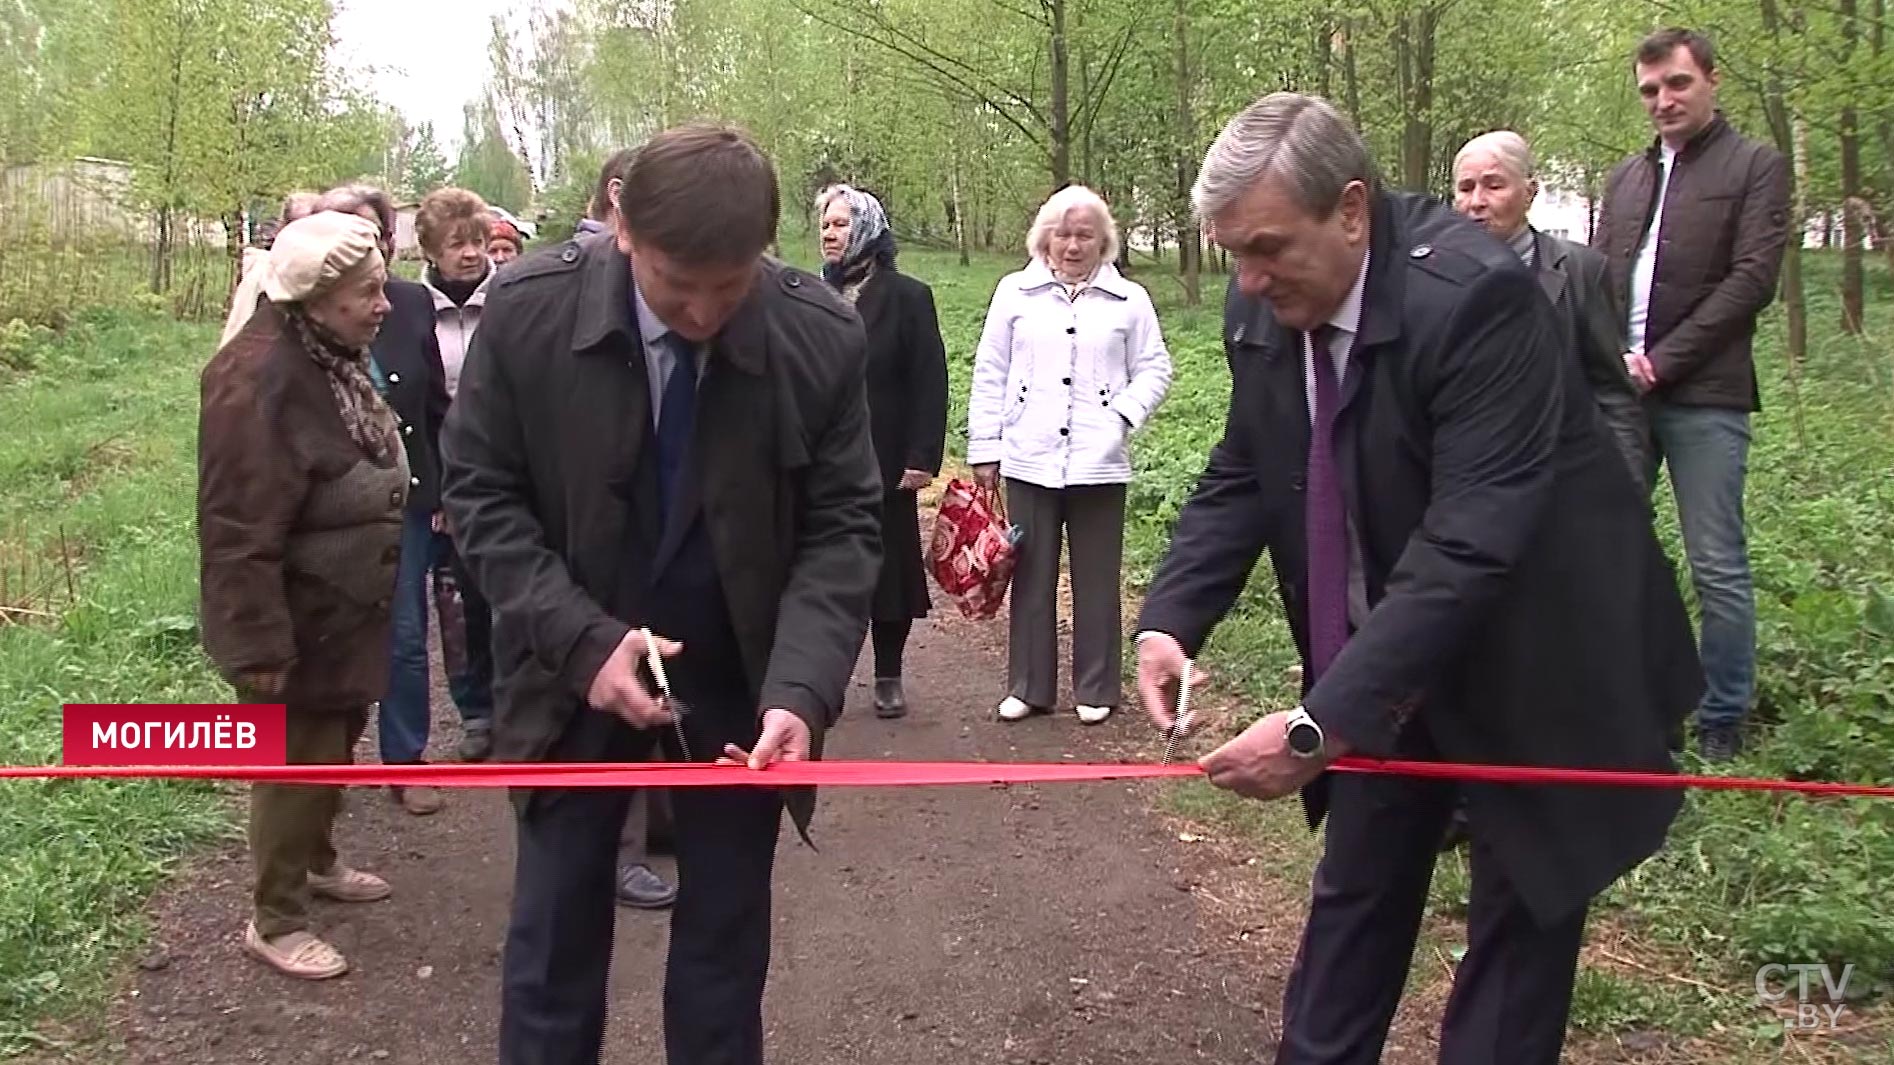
1453, 129, 1649, 491
1596, 27, 1791, 762
1134, 92, 1702, 1065
439, 124, 881, 1065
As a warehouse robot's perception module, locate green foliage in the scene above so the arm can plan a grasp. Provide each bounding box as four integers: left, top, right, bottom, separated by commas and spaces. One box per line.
400, 123, 453, 202
0, 313, 236, 1054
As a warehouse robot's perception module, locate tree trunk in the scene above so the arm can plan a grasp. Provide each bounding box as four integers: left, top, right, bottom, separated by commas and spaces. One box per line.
1049, 0, 1071, 189
1840, 0, 1864, 333
1759, 0, 1808, 381
950, 120, 970, 267
1174, 0, 1200, 305
1394, 7, 1439, 190
1315, 14, 1333, 98
1342, 20, 1362, 126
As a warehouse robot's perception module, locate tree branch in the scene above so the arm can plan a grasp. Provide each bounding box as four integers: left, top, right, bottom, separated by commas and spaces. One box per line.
792, 0, 1049, 148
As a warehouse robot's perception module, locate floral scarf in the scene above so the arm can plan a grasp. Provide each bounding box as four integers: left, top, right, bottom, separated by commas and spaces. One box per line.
286, 308, 401, 466
821, 185, 898, 304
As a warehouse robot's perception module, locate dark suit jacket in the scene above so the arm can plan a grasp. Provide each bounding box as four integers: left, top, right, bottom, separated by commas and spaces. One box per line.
439, 233, 883, 835
856, 268, 949, 488
1136, 192, 1703, 924
1533, 230, 1650, 492
370, 278, 450, 513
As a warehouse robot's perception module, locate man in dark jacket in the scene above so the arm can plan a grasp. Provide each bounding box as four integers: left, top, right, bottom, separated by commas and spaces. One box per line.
1134, 92, 1702, 1065
439, 123, 882, 1065
1596, 27, 1791, 761
1452, 129, 1649, 491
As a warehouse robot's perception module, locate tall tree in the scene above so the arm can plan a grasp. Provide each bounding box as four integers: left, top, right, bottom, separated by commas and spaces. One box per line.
402, 123, 452, 201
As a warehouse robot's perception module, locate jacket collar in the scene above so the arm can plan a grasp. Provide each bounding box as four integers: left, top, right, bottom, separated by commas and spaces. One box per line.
1646, 111, 1731, 163
1017, 258, 1136, 300
569, 239, 766, 376
423, 265, 493, 314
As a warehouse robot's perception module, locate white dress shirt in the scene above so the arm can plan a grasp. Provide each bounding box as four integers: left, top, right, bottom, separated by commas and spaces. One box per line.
1626, 143, 1678, 356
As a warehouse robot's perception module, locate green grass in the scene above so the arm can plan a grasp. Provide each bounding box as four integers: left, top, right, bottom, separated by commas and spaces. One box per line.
0, 309, 239, 1055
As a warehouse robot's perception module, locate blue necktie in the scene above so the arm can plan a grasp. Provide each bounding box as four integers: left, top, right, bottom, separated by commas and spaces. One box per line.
1304, 325, 1349, 683
654, 331, 698, 520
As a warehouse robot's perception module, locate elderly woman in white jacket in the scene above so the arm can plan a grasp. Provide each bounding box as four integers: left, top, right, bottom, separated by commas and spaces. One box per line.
967, 185, 1173, 725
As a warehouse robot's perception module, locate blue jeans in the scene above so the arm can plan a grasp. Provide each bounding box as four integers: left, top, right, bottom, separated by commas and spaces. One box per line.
1647, 403, 1755, 731
380, 509, 439, 764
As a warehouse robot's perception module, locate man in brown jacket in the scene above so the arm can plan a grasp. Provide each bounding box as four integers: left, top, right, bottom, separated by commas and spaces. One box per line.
1595, 27, 1791, 762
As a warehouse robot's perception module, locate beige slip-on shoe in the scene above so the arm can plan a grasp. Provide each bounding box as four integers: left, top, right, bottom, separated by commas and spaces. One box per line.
243, 922, 348, 980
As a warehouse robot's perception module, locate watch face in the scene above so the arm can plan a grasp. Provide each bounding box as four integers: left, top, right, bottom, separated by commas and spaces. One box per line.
1287, 722, 1321, 756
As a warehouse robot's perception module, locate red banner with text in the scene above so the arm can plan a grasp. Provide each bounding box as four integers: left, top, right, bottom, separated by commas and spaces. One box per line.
61, 704, 288, 766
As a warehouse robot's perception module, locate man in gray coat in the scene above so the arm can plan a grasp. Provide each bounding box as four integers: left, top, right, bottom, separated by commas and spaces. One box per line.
441, 122, 882, 1065
1453, 130, 1650, 491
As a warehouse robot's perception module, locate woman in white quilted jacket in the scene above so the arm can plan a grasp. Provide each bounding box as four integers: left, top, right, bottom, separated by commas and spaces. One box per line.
966, 185, 1174, 725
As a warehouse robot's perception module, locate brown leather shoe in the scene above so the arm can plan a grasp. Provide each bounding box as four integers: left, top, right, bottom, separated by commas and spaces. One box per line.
307, 865, 391, 903
243, 922, 348, 980
390, 784, 443, 816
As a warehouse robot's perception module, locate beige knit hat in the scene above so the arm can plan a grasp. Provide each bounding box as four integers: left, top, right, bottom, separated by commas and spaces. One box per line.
262, 210, 384, 304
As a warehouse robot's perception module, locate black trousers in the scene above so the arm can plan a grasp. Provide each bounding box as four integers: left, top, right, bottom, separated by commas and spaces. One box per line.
498, 701, 783, 1065
1275, 763, 1588, 1065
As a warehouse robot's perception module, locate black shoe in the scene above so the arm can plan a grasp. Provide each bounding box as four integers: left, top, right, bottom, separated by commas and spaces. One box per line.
873, 678, 908, 719
1437, 801, 1471, 853
457, 721, 492, 762
616, 863, 677, 909
1698, 725, 1742, 764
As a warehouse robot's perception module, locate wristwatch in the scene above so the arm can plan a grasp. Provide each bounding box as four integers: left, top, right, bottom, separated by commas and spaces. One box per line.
1284, 706, 1325, 759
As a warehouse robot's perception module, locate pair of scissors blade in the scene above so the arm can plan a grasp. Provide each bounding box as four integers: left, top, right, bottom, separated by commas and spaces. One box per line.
1161, 659, 1196, 764
638, 627, 692, 761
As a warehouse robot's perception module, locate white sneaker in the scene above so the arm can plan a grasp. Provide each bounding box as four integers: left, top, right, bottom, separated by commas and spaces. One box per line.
997, 697, 1034, 721
1076, 704, 1113, 725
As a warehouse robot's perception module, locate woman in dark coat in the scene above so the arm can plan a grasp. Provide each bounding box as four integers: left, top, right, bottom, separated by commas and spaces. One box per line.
198, 210, 406, 981
816, 184, 949, 717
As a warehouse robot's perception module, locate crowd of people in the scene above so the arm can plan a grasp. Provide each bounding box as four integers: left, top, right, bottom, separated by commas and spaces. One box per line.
191, 22, 1784, 1065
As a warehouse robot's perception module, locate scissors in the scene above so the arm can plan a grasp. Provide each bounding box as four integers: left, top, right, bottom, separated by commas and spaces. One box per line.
637, 627, 693, 761
1160, 658, 1196, 764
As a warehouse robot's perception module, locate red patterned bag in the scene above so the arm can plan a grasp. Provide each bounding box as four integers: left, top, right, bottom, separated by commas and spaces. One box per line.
928, 478, 1018, 620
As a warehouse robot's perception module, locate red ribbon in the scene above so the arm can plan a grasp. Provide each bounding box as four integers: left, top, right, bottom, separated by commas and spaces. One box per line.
1, 757, 1890, 798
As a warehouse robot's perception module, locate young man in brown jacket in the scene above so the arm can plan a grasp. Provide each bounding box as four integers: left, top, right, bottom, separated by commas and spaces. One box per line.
1595, 27, 1792, 762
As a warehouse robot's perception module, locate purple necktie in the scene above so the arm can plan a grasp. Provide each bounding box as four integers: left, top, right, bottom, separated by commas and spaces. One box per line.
1304, 325, 1349, 683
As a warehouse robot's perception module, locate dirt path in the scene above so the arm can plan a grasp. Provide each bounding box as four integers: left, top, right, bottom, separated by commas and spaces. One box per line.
89, 608, 1425, 1065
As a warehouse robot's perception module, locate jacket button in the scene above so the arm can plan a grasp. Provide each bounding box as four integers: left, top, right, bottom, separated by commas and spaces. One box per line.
389, 372, 401, 384
388, 489, 403, 507
786, 274, 801, 287
1062, 377, 1071, 385
1059, 427, 1070, 436
561, 245, 579, 263
1291, 474, 1306, 491
403, 424, 414, 436
1101, 400, 1109, 407
410, 476, 421, 487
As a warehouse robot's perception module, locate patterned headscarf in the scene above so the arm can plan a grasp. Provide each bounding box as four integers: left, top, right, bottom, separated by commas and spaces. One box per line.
264, 211, 401, 466
819, 185, 896, 300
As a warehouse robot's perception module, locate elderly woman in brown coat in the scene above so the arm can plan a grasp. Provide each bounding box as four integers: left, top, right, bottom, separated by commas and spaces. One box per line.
197, 209, 406, 981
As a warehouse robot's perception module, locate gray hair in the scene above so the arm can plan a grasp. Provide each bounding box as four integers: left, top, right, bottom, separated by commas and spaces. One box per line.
1192, 92, 1376, 221
1453, 130, 1535, 183
1025, 185, 1121, 265
315, 184, 397, 251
